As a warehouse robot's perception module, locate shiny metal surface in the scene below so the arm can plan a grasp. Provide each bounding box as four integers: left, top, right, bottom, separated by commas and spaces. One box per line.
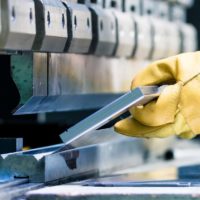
89, 5, 117, 56
63, 2, 92, 54
0, 0, 36, 51
60, 86, 163, 146
32, 0, 68, 52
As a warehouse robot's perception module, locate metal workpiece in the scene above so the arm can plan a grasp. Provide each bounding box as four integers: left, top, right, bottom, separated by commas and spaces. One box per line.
179, 23, 198, 53
103, 0, 123, 11
32, 0, 68, 52
123, 0, 141, 15
112, 11, 135, 58
89, 5, 117, 56
0, 132, 145, 183
133, 16, 152, 60
62, 2, 92, 54
0, 0, 36, 51
60, 86, 163, 147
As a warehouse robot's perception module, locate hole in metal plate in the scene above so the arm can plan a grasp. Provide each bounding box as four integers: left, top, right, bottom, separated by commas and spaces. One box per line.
62, 13, 65, 28
47, 11, 51, 26
11, 6, 16, 21
29, 8, 33, 23
87, 18, 90, 28
100, 20, 103, 31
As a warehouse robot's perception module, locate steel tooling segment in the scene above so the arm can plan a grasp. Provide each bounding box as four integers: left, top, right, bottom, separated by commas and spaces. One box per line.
89, 5, 117, 56
32, 0, 68, 52
45, 138, 144, 182
63, 2, 92, 53
0, 135, 144, 183
0, 0, 36, 51
60, 86, 162, 147
113, 11, 135, 58
133, 16, 152, 60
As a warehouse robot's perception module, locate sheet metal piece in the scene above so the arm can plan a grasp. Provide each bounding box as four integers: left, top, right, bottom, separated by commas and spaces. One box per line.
32, 0, 68, 52
63, 2, 92, 54
0, 0, 36, 51
89, 5, 117, 56
0, 132, 145, 183
60, 86, 163, 147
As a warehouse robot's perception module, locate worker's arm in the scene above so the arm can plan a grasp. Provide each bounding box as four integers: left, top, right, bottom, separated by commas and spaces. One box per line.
114, 51, 200, 139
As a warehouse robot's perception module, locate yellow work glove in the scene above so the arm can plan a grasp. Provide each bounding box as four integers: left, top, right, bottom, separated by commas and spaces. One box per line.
114, 51, 200, 139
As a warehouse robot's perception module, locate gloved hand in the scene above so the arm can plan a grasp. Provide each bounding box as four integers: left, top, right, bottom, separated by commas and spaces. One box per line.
114, 52, 200, 139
